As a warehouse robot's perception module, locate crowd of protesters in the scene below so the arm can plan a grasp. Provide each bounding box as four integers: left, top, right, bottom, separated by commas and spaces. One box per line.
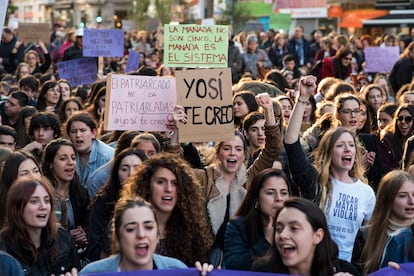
2, 21, 414, 275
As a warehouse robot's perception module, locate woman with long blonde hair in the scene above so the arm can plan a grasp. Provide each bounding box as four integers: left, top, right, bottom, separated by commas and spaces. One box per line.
284, 75, 375, 262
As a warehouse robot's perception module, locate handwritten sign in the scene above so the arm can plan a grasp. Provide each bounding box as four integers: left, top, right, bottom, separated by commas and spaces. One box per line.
56, 58, 98, 87
18, 23, 50, 43
176, 68, 233, 142
83, 29, 124, 57
164, 24, 228, 68
104, 74, 176, 131
364, 46, 399, 73
126, 49, 140, 73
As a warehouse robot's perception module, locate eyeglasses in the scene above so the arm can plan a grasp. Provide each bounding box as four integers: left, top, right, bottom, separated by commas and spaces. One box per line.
343, 57, 353, 61
397, 116, 413, 123
339, 109, 361, 116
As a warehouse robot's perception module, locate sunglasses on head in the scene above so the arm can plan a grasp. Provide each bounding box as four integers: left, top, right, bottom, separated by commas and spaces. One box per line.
397, 116, 413, 123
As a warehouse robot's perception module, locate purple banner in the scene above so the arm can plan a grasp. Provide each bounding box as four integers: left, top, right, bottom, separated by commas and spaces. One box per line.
85, 268, 288, 276
364, 46, 399, 73
369, 263, 414, 276
126, 49, 140, 73
83, 29, 124, 57
56, 58, 98, 87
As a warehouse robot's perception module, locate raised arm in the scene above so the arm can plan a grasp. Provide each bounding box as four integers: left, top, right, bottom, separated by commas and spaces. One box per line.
284, 75, 317, 144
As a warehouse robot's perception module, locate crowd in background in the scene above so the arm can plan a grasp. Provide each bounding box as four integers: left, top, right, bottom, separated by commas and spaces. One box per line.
2, 22, 414, 275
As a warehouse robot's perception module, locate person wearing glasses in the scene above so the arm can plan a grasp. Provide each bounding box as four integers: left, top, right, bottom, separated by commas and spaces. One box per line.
319, 46, 353, 81
380, 104, 414, 173
284, 76, 376, 262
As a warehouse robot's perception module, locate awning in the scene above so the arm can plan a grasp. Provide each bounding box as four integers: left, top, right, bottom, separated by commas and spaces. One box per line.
339, 9, 388, 28
363, 9, 414, 27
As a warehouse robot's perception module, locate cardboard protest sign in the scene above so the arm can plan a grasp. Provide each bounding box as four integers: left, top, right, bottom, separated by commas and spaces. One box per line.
56, 58, 97, 87
364, 46, 399, 73
83, 29, 124, 57
176, 68, 233, 142
18, 23, 50, 43
104, 74, 176, 131
164, 24, 228, 68
125, 49, 140, 73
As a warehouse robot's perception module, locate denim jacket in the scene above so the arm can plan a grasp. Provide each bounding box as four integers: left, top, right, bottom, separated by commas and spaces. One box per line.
80, 253, 187, 274
76, 139, 114, 188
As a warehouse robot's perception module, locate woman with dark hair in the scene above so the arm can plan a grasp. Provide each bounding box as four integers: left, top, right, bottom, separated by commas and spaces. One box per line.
380, 104, 414, 173
36, 80, 62, 113
264, 70, 290, 92
121, 153, 214, 266
252, 197, 358, 275
0, 177, 79, 274
41, 138, 90, 250
377, 103, 398, 136
58, 97, 85, 124
15, 105, 38, 148
224, 168, 290, 270
352, 170, 414, 274
233, 91, 259, 129
0, 150, 41, 227
319, 46, 353, 81
88, 148, 147, 261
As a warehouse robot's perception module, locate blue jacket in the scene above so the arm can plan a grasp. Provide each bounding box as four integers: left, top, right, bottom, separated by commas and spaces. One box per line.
76, 139, 114, 188
80, 253, 187, 274
224, 216, 270, 270
0, 251, 25, 276
381, 227, 413, 267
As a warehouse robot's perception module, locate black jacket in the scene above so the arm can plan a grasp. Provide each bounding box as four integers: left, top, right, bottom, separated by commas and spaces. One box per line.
1, 227, 80, 275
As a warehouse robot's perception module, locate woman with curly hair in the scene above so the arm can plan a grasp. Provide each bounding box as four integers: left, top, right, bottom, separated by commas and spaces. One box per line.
284, 75, 375, 262
120, 153, 214, 266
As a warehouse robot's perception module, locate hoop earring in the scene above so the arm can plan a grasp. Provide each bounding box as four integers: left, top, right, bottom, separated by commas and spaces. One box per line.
254, 201, 259, 209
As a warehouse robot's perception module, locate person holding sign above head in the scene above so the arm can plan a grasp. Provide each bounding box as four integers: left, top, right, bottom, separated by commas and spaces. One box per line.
167, 92, 282, 267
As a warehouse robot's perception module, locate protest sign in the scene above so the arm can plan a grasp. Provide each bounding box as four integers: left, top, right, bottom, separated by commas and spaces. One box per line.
164, 24, 228, 68
176, 68, 233, 142
364, 46, 399, 73
83, 29, 124, 57
125, 49, 140, 73
56, 58, 97, 87
18, 23, 50, 43
104, 74, 176, 132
